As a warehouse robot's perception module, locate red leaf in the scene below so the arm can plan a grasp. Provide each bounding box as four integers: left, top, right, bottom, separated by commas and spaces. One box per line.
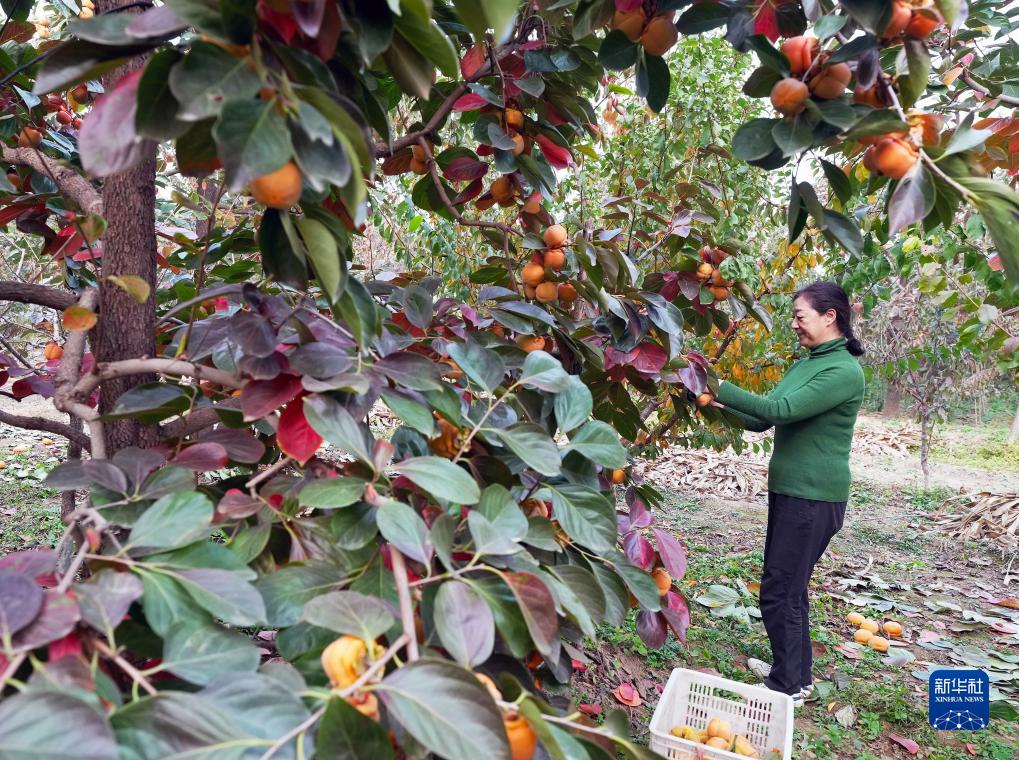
989, 620, 1019, 634
965, 744, 977, 755
170, 442, 229, 472
48, 631, 82, 660
992, 596, 1019, 609
888, 735, 919, 755
79, 69, 151, 177
632, 342, 667, 375
277, 401, 322, 464
612, 682, 642, 706
452, 178, 485, 206
461, 45, 486, 78
442, 156, 490, 182
579, 703, 601, 716
836, 643, 863, 659
241, 374, 303, 421
73, 246, 102, 261
0, 200, 43, 227
623, 532, 655, 570
571, 659, 587, 671
988, 254, 1004, 271
453, 93, 489, 112
653, 528, 688, 581
534, 134, 574, 169
216, 488, 262, 520
752, 0, 781, 41
662, 590, 690, 644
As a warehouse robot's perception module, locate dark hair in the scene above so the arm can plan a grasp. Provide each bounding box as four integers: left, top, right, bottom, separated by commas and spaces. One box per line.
793, 281, 865, 357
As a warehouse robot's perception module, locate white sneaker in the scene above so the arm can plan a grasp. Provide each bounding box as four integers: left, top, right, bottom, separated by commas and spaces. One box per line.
800, 683, 815, 699
747, 657, 772, 681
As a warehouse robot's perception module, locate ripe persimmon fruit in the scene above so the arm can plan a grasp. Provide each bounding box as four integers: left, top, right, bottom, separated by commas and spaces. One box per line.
854, 628, 874, 644
523, 284, 537, 299
610, 468, 626, 484
808, 62, 851, 99
640, 15, 678, 57
543, 248, 565, 270
510, 132, 526, 156
543, 224, 567, 247
696, 392, 713, 407
696, 261, 714, 279
707, 718, 734, 743
411, 144, 427, 162
612, 9, 645, 42
18, 126, 42, 149
869, 635, 889, 652
558, 282, 577, 303
43, 342, 63, 360
504, 712, 537, 760
409, 157, 429, 175
770, 77, 809, 116
652, 567, 671, 595
906, 9, 942, 37
780, 35, 819, 76
521, 262, 545, 287
522, 192, 542, 214
516, 334, 545, 352
868, 136, 918, 179
250, 161, 303, 209
505, 108, 524, 131
853, 83, 888, 108
535, 281, 558, 303
882, 620, 903, 637
491, 176, 515, 204
860, 618, 880, 634
882, 0, 912, 37
846, 611, 866, 626
709, 284, 730, 301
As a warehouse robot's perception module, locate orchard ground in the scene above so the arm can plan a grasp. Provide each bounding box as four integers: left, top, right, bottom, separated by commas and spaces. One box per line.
1, 407, 1017, 759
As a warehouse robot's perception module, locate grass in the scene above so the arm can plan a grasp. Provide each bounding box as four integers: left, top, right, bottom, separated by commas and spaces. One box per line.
931, 425, 1019, 471
0, 475, 62, 554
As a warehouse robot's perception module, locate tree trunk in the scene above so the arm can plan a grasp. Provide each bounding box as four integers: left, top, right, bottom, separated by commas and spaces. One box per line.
1009, 403, 1019, 444
883, 382, 902, 418
95, 0, 158, 455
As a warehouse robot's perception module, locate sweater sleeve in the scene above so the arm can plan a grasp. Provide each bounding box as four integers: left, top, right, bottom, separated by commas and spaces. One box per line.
724, 407, 773, 433
717, 365, 858, 424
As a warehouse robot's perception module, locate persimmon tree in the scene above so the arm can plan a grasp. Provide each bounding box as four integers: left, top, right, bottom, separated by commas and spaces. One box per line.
1, 0, 1018, 757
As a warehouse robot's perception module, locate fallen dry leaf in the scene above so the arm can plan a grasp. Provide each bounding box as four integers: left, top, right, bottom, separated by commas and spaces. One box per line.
835, 643, 862, 659
965, 744, 977, 756
579, 703, 602, 717
989, 621, 1019, 635
612, 682, 642, 707
888, 735, 919, 754
992, 597, 1019, 610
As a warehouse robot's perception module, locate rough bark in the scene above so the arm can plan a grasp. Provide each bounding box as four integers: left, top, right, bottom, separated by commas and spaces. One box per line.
95, 0, 158, 454
882, 382, 902, 418
0, 281, 76, 311
1009, 403, 1019, 445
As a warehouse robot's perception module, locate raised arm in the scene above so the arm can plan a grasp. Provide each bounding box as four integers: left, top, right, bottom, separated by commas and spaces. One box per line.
717, 366, 858, 425
723, 407, 774, 433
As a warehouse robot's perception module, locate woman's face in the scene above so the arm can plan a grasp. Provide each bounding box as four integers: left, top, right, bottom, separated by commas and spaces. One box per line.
791, 297, 837, 348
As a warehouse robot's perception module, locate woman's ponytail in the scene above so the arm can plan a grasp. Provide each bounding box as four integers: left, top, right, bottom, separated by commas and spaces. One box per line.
794, 281, 866, 356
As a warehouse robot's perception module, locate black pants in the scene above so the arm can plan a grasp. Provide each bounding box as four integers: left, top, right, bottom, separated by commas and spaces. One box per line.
760, 492, 846, 695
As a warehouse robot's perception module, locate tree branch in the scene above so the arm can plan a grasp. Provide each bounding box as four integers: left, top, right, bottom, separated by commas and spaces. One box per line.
74, 357, 246, 398
161, 396, 242, 440
0, 146, 102, 215
390, 548, 420, 662
961, 73, 1019, 107
0, 407, 91, 451
0, 280, 76, 311
52, 287, 106, 459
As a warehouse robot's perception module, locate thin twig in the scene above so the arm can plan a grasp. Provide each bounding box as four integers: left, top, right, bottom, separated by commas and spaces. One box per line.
246, 455, 293, 497
55, 541, 89, 594
92, 638, 157, 696
0, 653, 26, 688
390, 549, 420, 662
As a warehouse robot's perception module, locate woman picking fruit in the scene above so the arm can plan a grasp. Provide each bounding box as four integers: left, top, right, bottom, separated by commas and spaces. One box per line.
712, 282, 866, 707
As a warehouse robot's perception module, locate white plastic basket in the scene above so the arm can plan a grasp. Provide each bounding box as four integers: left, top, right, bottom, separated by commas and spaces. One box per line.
648, 668, 794, 760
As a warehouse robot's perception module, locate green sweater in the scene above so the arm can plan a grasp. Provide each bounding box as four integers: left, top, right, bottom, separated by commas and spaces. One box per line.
716, 337, 865, 502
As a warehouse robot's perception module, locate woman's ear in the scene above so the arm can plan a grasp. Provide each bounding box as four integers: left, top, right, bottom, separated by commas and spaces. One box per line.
826, 309, 837, 327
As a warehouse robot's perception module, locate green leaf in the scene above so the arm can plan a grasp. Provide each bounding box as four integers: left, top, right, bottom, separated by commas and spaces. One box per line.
820, 159, 852, 205
135, 48, 189, 139
898, 38, 931, 109
813, 99, 857, 130
843, 109, 908, 142
317, 697, 395, 760
733, 118, 780, 161
433, 581, 495, 667
376, 659, 510, 760
642, 54, 671, 113
468, 484, 528, 555
299, 477, 366, 508
493, 424, 561, 477
452, 0, 517, 43
296, 216, 341, 302
563, 421, 626, 468
941, 112, 993, 158
742, 66, 782, 98
545, 483, 616, 553
168, 40, 260, 121
127, 491, 214, 552
140, 571, 201, 637
173, 568, 267, 627
598, 29, 639, 71
814, 14, 847, 39
934, 0, 962, 29
955, 176, 1019, 282
548, 565, 606, 637
472, 577, 531, 658
391, 456, 481, 505
376, 499, 433, 564
381, 390, 435, 436
256, 562, 347, 627
393, 10, 457, 77
304, 395, 373, 465
888, 162, 935, 233
517, 350, 570, 392
447, 341, 505, 392
554, 375, 593, 433
822, 209, 863, 255
382, 32, 434, 100
772, 115, 815, 156
160, 618, 260, 685
212, 98, 293, 191
302, 590, 396, 640
75, 570, 143, 636
610, 553, 661, 611
33, 40, 147, 95
0, 692, 116, 758
746, 34, 789, 74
